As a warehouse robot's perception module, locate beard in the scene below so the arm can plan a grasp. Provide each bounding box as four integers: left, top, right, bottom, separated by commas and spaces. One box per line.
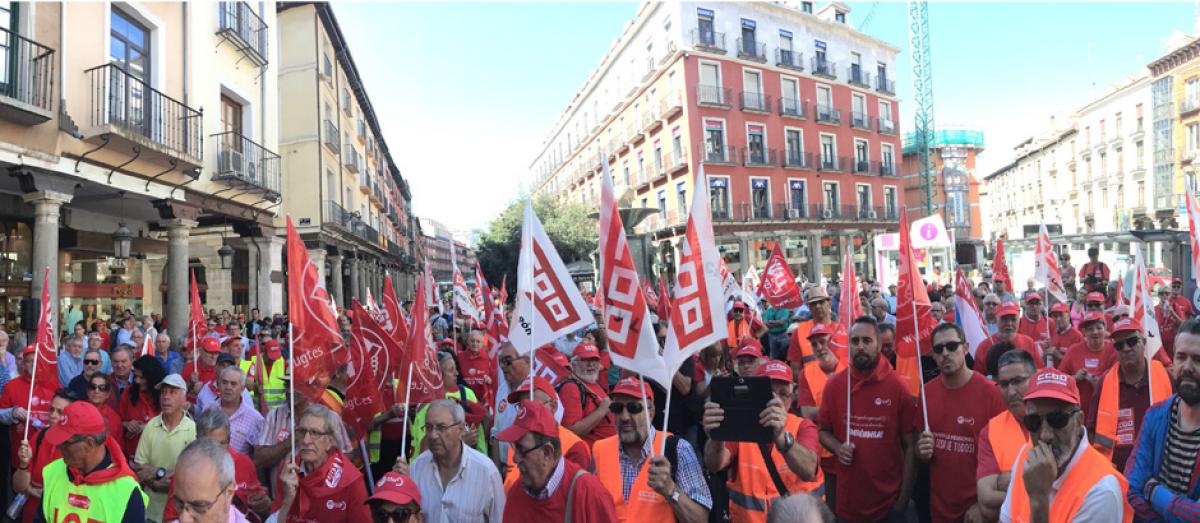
617, 423, 645, 445
852, 350, 878, 371
1177, 374, 1200, 406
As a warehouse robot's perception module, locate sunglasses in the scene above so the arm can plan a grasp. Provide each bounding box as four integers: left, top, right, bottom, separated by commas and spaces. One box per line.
84, 360, 101, 366
1114, 336, 1141, 351
88, 384, 109, 391
608, 402, 645, 415
371, 506, 416, 522
1022, 408, 1079, 432
931, 341, 961, 354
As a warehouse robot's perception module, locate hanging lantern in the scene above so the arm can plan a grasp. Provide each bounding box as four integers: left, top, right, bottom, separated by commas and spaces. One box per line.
218, 243, 234, 270
112, 223, 132, 260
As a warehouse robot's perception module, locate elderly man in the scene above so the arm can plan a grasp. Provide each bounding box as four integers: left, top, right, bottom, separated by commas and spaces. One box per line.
1087, 318, 1173, 469
168, 438, 249, 523
871, 297, 896, 325
796, 324, 848, 419
1127, 318, 1200, 520
213, 366, 263, 456
196, 354, 253, 415
766, 493, 834, 523
458, 328, 495, 408
225, 323, 249, 360
788, 287, 847, 378
596, 377, 710, 522
0, 346, 53, 463
705, 362, 820, 523
999, 368, 1128, 521
501, 376, 590, 489
975, 350, 1036, 520
109, 344, 136, 411
974, 302, 1044, 375
162, 408, 271, 522
392, 399, 504, 523
85, 333, 112, 373
273, 405, 372, 522
560, 341, 614, 443
493, 342, 531, 463
982, 293, 1002, 334
916, 323, 1006, 522
57, 334, 86, 386
1018, 294, 1051, 347
1047, 303, 1083, 367
35, 401, 146, 522
254, 372, 354, 483
499, 400, 617, 521
66, 348, 106, 399
733, 338, 767, 377
153, 333, 182, 376
134, 374, 196, 522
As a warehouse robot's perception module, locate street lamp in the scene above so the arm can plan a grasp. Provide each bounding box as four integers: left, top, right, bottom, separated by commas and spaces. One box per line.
218, 243, 234, 270
112, 223, 132, 260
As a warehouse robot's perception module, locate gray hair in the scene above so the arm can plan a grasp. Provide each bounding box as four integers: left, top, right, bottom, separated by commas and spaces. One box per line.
177, 438, 235, 485
218, 366, 245, 387
436, 351, 456, 367
156, 332, 171, 343
195, 408, 231, 437
766, 493, 833, 523
65, 334, 84, 347
427, 398, 464, 425
301, 404, 341, 435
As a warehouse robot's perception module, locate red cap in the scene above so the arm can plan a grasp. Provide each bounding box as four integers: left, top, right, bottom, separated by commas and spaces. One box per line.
497, 400, 558, 442
1079, 311, 1107, 327
1023, 368, 1080, 405
996, 302, 1020, 318
1049, 303, 1070, 315
572, 342, 600, 360
611, 376, 653, 399
993, 273, 1009, 283
438, 338, 455, 348
1109, 318, 1144, 337
368, 472, 421, 506
202, 338, 221, 353
45, 402, 107, 446
1023, 293, 1043, 304
507, 376, 558, 404
731, 301, 747, 310
734, 338, 764, 359
547, 350, 571, 369
22, 344, 35, 356
758, 360, 793, 384
807, 323, 832, 340
1086, 292, 1105, 304
264, 339, 282, 359
1173, 278, 1183, 285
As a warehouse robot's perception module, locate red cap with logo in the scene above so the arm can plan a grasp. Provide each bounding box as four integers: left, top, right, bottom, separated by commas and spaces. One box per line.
1049, 303, 1070, 315
45, 401, 107, 446
1023, 368, 1080, 405
807, 323, 833, 340
264, 339, 282, 359
996, 302, 1021, 318
22, 344, 35, 356
1079, 311, 1107, 327
1109, 317, 1144, 337
202, 338, 221, 353
507, 376, 558, 404
497, 400, 558, 442
572, 342, 600, 360
1023, 293, 1043, 304
368, 472, 422, 506
734, 338, 764, 359
1086, 292, 1106, 304
611, 376, 653, 399
758, 360, 793, 384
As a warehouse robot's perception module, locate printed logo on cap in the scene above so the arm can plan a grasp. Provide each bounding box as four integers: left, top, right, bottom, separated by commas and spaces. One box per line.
377, 474, 406, 489
1036, 371, 1070, 387
513, 402, 528, 420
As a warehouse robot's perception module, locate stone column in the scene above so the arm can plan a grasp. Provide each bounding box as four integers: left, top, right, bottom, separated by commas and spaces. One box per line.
252, 236, 284, 315
163, 219, 198, 349
328, 253, 343, 307
349, 257, 361, 301
25, 190, 73, 333
809, 231, 824, 283
736, 235, 751, 275
307, 248, 327, 283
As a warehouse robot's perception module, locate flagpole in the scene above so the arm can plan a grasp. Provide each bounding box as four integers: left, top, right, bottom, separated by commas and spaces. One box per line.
192, 329, 198, 375
288, 323, 296, 462
360, 439, 375, 494
846, 360, 852, 446
400, 361, 414, 461
636, 373, 655, 455
911, 297, 930, 432
658, 381, 673, 456
1043, 287, 1053, 368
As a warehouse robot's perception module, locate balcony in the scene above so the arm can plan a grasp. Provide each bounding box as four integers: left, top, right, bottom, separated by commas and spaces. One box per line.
736, 38, 767, 62
854, 159, 871, 174
660, 90, 683, 119
741, 147, 776, 167
879, 162, 897, 176
705, 145, 735, 164
697, 85, 731, 108
343, 145, 362, 173
776, 49, 803, 70
818, 155, 848, 172
876, 77, 896, 95
740, 91, 771, 113
1181, 97, 1200, 117
643, 108, 663, 132
850, 111, 869, 129
815, 104, 841, 125
212, 132, 281, 199
353, 221, 379, 245
690, 29, 726, 54
0, 27, 53, 125
216, 2, 268, 66
323, 200, 354, 232
847, 66, 871, 88
358, 171, 370, 192
779, 97, 807, 119
323, 119, 340, 152
84, 63, 203, 170
641, 56, 657, 82
811, 57, 837, 79
815, 204, 858, 220
668, 148, 689, 175
782, 151, 812, 169
877, 118, 897, 135
372, 180, 384, 204
607, 139, 618, 160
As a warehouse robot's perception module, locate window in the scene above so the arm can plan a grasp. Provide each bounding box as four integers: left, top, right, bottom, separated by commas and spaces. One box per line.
1136, 141, 1145, 168
789, 180, 806, 212
326, 170, 336, 203
653, 140, 664, 174
881, 144, 895, 175
884, 186, 897, 218
697, 9, 715, 45
814, 41, 827, 69
820, 134, 836, 169
111, 9, 150, 81
637, 153, 646, 183
740, 19, 757, 55
1189, 123, 1200, 153
1136, 103, 1144, 131
657, 190, 667, 218
878, 101, 894, 132
854, 140, 869, 172
323, 53, 332, 78
705, 120, 726, 161
785, 129, 804, 166
747, 124, 766, 164
743, 70, 763, 110
751, 179, 770, 218
877, 62, 888, 86
781, 77, 800, 115
823, 182, 840, 212
672, 132, 683, 165
801, 2, 813, 13
710, 177, 729, 217
700, 62, 721, 103
1188, 78, 1200, 105
1138, 181, 1145, 204
851, 94, 866, 127
835, 11, 846, 23
779, 30, 793, 52
856, 185, 871, 215
850, 52, 863, 83
219, 95, 244, 161
816, 85, 833, 120
676, 182, 687, 212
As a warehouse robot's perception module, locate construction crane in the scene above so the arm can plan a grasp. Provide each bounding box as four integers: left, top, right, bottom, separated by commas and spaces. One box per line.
857, 1, 880, 33
908, 0, 936, 215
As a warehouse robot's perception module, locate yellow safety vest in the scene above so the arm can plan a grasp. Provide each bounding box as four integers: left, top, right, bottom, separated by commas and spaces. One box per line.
41, 458, 147, 523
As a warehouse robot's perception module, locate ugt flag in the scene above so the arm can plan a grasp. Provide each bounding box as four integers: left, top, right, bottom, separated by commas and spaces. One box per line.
345, 300, 386, 440
285, 217, 340, 402
507, 201, 592, 354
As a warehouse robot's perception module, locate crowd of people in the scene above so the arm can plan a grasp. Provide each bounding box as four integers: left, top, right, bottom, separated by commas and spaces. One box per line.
1, 245, 1199, 523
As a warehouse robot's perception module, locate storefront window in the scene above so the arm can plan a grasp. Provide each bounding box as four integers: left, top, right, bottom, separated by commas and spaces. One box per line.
60, 249, 145, 326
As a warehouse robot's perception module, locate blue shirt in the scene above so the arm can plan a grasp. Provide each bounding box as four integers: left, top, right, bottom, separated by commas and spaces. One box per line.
58, 349, 83, 386
156, 351, 183, 376
609, 427, 712, 508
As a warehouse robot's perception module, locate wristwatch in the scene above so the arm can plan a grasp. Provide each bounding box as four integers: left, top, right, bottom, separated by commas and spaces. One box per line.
776, 432, 795, 453
669, 486, 681, 503
155, 467, 166, 480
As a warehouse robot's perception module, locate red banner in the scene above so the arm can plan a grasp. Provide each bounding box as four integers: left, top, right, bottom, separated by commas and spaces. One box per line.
656, 276, 672, 324
345, 300, 386, 440
188, 270, 207, 344
839, 246, 863, 330
992, 237, 1010, 286
760, 244, 803, 308
33, 267, 57, 395
895, 207, 937, 397
399, 276, 445, 405
285, 217, 339, 402
380, 273, 409, 345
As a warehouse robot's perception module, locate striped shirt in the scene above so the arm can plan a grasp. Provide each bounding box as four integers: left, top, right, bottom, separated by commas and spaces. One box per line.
409, 443, 506, 523
615, 428, 713, 509
1158, 396, 1200, 493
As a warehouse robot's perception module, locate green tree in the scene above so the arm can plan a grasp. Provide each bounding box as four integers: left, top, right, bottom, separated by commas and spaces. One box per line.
476, 195, 596, 302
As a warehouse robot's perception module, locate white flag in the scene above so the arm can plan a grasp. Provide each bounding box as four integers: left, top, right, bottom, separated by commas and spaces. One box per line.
599, 160, 670, 386
718, 257, 742, 312
1188, 190, 1200, 289
508, 201, 592, 354
742, 266, 762, 314
1033, 224, 1068, 302
662, 166, 729, 375
1131, 243, 1164, 362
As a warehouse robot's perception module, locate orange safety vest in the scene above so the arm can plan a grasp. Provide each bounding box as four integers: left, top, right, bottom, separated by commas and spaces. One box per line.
803, 360, 845, 460
1005, 442, 1132, 523
986, 410, 1028, 475
504, 424, 586, 491
728, 415, 824, 523
727, 319, 751, 347
1094, 360, 1172, 458
594, 430, 676, 523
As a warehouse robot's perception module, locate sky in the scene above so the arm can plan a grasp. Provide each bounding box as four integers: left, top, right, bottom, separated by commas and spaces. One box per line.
334, 1, 1200, 235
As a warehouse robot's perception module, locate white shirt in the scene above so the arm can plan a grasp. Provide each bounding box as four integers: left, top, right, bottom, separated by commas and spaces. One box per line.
999, 432, 1125, 522
194, 382, 253, 415
409, 442, 505, 523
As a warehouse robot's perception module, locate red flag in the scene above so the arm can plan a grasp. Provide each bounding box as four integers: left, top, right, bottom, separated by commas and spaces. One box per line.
838, 244, 863, 330
992, 237, 1011, 287
188, 269, 207, 342
474, 263, 493, 329
32, 267, 57, 394
1116, 274, 1129, 308
643, 282, 659, 311
139, 330, 155, 358
380, 273, 409, 345
399, 274, 445, 405
656, 276, 672, 324
285, 217, 340, 402
895, 208, 937, 397
760, 244, 804, 308
345, 300, 387, 440
498, 279, 508, 310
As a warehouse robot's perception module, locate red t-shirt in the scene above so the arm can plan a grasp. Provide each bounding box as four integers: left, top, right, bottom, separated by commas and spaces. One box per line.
818, 359, 918, 522
1050, 327, 1084, 352
0, 376, 51, 463
1017, 315, 1050, 345
1079, 262, 1110, 291
559, 378, 615, 443
116, 388, 160, 458
502, 459, 617, 523
924, 372, 1005, 522
458, 349, 495, 408
973, 334, 1044, 375
163, 446, 263, 522
1057, 341, 1116, 378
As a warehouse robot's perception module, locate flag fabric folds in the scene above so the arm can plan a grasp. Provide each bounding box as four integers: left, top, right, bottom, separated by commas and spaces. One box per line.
953, 267, 989, 358
451, 243, 480, 324
345, 300, 387, 440
992, 237, 1011, 286
380, 273, 410, 344
1130, 243, 1164, 363
760, 244, 804, 309
838, 243, 863, 329
285, 217, 340, 402
507, 201, 592, 354
895, 208, 937, 397
1189, 190, 1200, 290
400, 275, 445, 405
189, 269, 207, 343
1033, 224, 1068, 303
32, 267, 57, 394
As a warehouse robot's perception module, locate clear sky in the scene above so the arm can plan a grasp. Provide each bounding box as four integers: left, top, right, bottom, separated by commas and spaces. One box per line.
334, 1, 1199, 234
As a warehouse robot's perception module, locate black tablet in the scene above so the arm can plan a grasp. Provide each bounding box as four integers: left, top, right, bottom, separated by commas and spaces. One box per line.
709, 375, 774, 443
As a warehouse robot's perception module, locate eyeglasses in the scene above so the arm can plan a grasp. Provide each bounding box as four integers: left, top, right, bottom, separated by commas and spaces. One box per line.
1022, 408, 1079, 432
424, 422, 461, 434
88, 384, 109, 392
1114, 336, 1142, 351
295, 427, 332, 440
931, 341, 961, 355
499, 356, 517, 368
171, 482, 232, 516
371, 505, 416, 522
608, 402, 645, 415
83, 360, 101, 366
1026, 301, 1042, 306
995, 375, 1030, 389
984, 302, 999, 307
512, 440, 549, 461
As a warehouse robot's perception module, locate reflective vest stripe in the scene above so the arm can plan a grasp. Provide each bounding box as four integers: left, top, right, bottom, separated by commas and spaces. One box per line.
729, 415, 824, 523
1005, 443, 1132, 523
986, 410, 1028, 475
727, 320, 750, 347
41, 458, 147, 523
1094, 360, 1172, 457
594, 431, 676, 522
